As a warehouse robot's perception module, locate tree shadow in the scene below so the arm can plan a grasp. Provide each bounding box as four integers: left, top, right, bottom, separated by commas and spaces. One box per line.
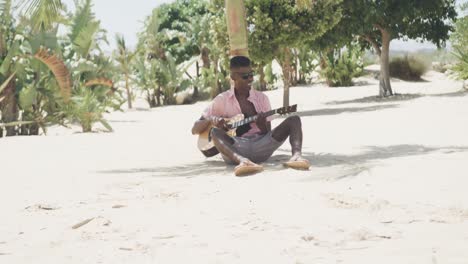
97, 145, 468, 180
327, 89, 468, 105
107, 120, 140, 123
310, 145, 468, 180
429, 90, 468, 98
297, 104, 399, 118
98, 160, 232, 178
327, 93, 423, 105
270, 144, 468, 180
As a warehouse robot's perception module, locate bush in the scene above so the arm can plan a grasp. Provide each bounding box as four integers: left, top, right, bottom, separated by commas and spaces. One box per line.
320, 45, 364, 87
450, 4, 468, 80
389, 55, 430, 80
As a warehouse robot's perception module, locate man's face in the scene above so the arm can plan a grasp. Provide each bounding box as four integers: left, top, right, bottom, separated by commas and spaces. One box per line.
231, 66, 254, 92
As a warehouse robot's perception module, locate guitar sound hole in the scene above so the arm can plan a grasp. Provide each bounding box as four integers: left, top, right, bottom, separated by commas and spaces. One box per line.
236, 124, 251, 137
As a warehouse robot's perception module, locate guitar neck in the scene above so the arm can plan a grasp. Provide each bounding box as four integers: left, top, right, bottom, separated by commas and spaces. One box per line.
230, 109, 276, 129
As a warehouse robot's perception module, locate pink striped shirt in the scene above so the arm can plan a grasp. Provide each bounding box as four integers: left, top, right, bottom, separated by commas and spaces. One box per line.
202, 88, 272, 137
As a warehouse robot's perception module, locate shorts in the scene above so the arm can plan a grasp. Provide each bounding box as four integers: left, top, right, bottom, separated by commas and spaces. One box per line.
221, 132, 285, 164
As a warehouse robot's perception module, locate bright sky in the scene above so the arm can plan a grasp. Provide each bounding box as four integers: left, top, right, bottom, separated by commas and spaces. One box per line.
62, 0, 466, 52
62, 0, 174, 50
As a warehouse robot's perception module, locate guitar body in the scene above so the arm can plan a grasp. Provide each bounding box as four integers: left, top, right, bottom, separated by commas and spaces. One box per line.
198, 115, 243, 157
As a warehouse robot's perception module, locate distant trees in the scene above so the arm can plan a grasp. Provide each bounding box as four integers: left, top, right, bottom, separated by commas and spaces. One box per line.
331, 0, 457, 96
245, 0, 343, 106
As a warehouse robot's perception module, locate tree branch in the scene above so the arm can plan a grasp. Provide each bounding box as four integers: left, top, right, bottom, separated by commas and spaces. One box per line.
362, 35, 381, 56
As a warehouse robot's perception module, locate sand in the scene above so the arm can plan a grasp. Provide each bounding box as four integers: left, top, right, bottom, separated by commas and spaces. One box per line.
1, 70, 467, 263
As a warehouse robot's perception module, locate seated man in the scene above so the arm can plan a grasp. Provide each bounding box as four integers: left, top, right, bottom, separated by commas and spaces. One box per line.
191, 56, 310, 176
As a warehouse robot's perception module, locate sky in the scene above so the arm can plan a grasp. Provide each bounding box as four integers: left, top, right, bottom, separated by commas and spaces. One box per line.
62, 0, 174, 50
62, 0, 466, 52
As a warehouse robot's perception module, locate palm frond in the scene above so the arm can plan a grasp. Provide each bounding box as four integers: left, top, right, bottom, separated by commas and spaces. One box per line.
18, 0, 64, 32
34, 47, 72, 102
85, 78, 113, 87
0, 0, 12, 26
70, 0, 94, 42
73, 20, 100, 57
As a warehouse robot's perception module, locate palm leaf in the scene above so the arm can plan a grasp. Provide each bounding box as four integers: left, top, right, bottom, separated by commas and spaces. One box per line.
0, 120, 36, 128
70, 0, 94, 42
85, 78, 113, 87
18, 0, 64, 32
0, 0, 12, 26
34, 47, 71, 102
73, 20, 100, 57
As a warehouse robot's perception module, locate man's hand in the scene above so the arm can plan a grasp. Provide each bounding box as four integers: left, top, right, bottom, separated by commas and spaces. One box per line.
256, 112, 269, 133
211, 116, 228, 130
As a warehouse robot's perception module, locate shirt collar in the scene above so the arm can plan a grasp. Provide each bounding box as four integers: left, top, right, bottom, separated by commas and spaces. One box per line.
228, 87, 257, 101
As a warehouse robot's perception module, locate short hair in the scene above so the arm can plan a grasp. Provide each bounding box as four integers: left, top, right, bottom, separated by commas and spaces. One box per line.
230, 56, 251, 69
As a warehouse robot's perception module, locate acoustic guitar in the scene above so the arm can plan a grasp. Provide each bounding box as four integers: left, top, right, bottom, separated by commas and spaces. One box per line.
197, 104, 297, 157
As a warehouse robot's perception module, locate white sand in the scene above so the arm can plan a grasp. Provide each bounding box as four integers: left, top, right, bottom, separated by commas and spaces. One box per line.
1, 70, 468, 263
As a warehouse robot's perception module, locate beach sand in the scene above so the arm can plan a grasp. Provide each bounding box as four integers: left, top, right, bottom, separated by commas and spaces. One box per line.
1, 70, 468, 263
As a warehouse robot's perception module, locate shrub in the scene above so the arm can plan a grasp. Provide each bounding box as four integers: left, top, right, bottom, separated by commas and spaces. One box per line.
389, 55, 430, 80
320, 45, 364, 87
450, 4, 468, 80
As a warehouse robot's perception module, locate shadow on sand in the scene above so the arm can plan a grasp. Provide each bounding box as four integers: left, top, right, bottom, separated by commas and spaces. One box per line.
98, 160, 232, 178
297, 104, 399, 118
271, 144, 468, 180
327, 90, 468, 105
98, 144, 468, 180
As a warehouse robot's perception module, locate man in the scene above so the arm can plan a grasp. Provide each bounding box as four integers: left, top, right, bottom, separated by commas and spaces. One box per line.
191, 56, 310, 176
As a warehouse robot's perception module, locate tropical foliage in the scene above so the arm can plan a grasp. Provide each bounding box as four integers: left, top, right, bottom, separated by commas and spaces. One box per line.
451, 2, 468, 80
0, 0, 462, 137
320, 45, 364, 87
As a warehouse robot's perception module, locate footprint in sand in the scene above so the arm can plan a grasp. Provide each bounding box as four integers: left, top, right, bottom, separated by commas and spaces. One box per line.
25, 204, 60, 212
429, 207, 468, 224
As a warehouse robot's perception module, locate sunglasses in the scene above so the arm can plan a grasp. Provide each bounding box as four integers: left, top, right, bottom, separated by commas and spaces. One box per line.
235, 71, 255, 80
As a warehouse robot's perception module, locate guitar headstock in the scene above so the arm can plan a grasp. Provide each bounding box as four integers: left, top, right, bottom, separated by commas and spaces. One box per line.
277, 104, 297, 115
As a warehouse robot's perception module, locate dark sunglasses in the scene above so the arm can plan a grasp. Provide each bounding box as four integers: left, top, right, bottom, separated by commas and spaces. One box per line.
236, 71, 255, 80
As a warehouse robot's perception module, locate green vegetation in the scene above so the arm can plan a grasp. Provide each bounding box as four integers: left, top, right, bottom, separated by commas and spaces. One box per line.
320, 45, 364, 87
0, 0, 461, 137
451, 3, 468, 80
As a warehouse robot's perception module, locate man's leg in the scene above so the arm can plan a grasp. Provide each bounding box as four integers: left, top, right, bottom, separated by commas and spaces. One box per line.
271, 116, 309, 167
210, 128, 263, 175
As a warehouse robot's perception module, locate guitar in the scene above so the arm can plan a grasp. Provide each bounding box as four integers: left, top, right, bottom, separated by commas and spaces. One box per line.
197, 104, 298, 157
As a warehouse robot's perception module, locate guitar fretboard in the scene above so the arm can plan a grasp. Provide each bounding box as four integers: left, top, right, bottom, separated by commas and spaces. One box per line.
230, 109, 277, 129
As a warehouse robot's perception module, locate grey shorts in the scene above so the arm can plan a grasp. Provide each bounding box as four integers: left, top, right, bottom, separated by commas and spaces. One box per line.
222, 132, 285, 164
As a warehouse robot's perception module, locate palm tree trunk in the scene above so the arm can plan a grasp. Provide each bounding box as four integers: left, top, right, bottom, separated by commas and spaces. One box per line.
279, 48, 292, 107
0, 78, 18, 136
201, 47, 211, 69
226, 0, 249, 57
156, 86, 161, 106
194, 61, 200, 99
124, 73, 132, 109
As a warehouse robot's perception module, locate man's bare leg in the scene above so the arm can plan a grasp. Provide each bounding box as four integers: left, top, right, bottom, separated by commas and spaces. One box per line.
271, 116, 310, 167
210, 128, 263, 175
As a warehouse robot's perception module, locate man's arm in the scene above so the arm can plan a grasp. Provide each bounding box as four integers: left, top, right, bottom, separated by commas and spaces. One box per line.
191, 116, 227, 135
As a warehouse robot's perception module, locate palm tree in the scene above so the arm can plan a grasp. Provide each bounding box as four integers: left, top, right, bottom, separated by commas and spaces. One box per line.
114, 34, 135, 109
18, 0, 64, 33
